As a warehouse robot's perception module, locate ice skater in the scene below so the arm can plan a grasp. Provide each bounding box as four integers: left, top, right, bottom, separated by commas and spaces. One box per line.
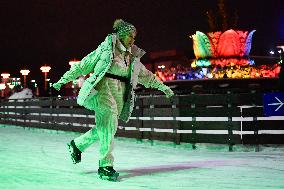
53, 19, 174, 181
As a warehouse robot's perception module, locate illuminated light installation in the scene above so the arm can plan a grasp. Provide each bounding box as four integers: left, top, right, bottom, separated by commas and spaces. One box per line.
186, 29, 280, 80
192, 29, 256, 59
191, 29, 256, 68
155, 29, 280, 81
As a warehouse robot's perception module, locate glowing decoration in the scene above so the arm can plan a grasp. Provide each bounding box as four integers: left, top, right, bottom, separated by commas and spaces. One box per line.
191, 31, 212, 59
244, 30, 256, 56
155, 63, 280, 81
191, 29, 256, 59
216, 29, 241, 57
158, 65, 166, 69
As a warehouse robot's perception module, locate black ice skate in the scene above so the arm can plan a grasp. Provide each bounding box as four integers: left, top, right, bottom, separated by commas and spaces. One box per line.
67, 140, 82, 164
98, 166, 119, 181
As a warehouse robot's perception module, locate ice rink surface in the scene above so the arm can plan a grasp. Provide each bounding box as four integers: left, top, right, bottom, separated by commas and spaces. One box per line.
0, 124, 284, 189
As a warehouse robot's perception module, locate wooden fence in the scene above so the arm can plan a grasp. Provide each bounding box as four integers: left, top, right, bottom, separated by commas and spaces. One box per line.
1, 92, 284, 151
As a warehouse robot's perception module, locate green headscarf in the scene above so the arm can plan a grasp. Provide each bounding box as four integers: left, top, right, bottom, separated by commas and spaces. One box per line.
113, 19, 136, 37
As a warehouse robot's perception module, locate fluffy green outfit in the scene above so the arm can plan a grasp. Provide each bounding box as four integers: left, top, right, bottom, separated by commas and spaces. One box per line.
54, 33, 173, 167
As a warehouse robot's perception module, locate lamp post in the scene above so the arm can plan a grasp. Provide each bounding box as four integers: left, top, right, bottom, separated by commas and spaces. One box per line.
40, 66, 51, 92
20, 69, 30, 88
1, 73, 10, 93
69, 59, 80, 67
69, 60, 81, 96
1, 73, 10, 82
0, 83, 6, 98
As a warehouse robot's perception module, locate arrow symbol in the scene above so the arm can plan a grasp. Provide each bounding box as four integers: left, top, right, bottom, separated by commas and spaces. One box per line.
268, 97, 284, 111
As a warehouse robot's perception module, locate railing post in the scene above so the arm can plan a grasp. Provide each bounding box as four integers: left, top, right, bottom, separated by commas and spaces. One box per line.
191, 92, 196, 150
253, 116, 259, 152
171, 97, 180, 146
135, 97, 142, 143
149, 94, 154, 146
23, 99, 27, 127
227, 90, 233, 152
250, 90, 260, 152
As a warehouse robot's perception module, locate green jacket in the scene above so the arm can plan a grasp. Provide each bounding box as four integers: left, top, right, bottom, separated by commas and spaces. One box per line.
56, 34, 166, 122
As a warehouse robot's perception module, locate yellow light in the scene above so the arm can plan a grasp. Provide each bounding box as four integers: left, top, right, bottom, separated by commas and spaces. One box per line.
40, 66, 51, 73
1, 73, 10, 79
8, 83, 15, 89
0, 83, 6, 90
20, 69, 30, 76
69, 60, 80, 67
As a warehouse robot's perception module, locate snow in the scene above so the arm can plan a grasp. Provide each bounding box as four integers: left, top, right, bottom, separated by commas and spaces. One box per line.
8, 88, 34, 99
0, 124, 284, 189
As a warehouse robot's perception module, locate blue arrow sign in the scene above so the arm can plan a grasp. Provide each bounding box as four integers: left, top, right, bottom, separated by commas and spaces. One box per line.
263, 92, 284, 116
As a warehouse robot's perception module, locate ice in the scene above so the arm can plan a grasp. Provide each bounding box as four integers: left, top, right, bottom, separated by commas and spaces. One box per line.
0, 124, 284, 189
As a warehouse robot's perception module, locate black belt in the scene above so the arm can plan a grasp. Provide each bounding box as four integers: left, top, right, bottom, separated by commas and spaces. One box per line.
105, 72, 130, 83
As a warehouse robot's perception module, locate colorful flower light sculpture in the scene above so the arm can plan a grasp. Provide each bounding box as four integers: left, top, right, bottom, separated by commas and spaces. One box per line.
155, 29, 280, 81
192, 29, 256, 58
191, 29, 256, 67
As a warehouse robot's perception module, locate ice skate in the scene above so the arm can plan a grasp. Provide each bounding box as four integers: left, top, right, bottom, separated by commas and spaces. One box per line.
67, 140, 82, 164
98, 166, 119, 181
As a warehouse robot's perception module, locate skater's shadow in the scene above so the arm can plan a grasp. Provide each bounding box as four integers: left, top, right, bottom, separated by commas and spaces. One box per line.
84, 160, 237, 181
118, 160, 233, 181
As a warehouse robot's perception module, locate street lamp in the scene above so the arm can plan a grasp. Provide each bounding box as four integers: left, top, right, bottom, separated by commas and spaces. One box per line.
1, 73, 10, 83
0, 83, 6, 98
40, 66, 51, 92
20, 69, 30, 88
69, 59, 80, 67
1, 73, 10, 79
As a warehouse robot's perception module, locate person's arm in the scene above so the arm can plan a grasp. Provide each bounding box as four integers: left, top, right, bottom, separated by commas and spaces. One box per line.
53, 50, 97, 90
53, 35, 112, 90
137, 64, 174, 98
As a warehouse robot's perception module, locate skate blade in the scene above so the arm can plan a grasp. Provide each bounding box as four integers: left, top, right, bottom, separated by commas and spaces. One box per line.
99, 173, 119, 182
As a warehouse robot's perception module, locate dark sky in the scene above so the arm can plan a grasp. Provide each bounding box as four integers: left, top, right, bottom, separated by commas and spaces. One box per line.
1, 0, 284, 81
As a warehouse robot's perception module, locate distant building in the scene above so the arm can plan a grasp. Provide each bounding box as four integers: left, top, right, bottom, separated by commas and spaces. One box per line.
143, 49, 190, 72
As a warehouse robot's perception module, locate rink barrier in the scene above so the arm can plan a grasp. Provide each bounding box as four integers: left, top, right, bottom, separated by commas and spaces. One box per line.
1, 92, 284, 151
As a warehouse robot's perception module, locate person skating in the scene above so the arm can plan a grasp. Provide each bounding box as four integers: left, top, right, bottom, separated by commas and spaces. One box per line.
53, 19, 174, 181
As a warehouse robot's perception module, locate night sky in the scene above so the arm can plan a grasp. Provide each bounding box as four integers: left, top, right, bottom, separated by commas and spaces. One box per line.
1, 0, 284, 82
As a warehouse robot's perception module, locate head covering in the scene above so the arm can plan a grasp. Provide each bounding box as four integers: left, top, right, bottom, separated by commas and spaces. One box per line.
113, 19, 136, 37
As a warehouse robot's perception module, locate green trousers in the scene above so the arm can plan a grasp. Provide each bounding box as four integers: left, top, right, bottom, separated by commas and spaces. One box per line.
74, 77, 125, 167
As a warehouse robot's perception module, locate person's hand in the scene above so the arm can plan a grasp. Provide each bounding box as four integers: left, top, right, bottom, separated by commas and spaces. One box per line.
53, 82, 62, 91
162, 86, 174, 98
